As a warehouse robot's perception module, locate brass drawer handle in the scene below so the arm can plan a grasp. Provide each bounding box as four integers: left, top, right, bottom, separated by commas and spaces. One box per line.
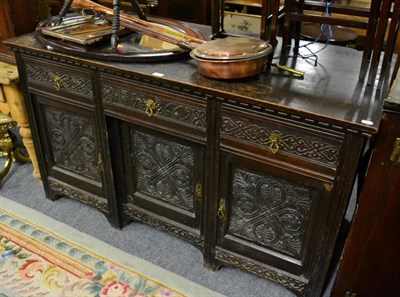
54, 75, 62, 91
269, 132, 282, 154
217, 198, 226, 220
145, 99, 156, 117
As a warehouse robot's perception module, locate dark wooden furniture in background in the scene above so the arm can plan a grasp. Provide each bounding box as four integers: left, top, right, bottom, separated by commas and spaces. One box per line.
331, 71, 400, 297
0, 0, 49, 64
5, 30, 388, 296
152, 0, 211, 25
93, 0, 151, 15
48, 0, 65, 15
48, 0, 210, 25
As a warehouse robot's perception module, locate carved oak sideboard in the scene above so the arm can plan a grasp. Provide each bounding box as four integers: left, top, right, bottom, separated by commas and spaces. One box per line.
5, 32, 386, 296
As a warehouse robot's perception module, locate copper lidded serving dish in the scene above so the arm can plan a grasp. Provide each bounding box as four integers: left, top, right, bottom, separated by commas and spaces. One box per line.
190, 38, 273, 79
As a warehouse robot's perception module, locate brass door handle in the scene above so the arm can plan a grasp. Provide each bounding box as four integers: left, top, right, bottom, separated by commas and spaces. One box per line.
97, 154, 103, 172
390, 138, 400, 164
269, 132, 282, 154
195, 183, 202, 200
217, 198, 226, 220
54, 76, 62, 91
145, 99, 156, 117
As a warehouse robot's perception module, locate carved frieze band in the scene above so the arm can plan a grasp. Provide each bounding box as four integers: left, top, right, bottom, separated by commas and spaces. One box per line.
49, 180, 108, 213
132, 130, 195, 211
44, 107, 101, 182
229, 168, 312, 258
25, 64, 93, 96
221, 116, 340, 166
215, 248, 305, 293
102, 84, 206, 129
123, 204, 204, 248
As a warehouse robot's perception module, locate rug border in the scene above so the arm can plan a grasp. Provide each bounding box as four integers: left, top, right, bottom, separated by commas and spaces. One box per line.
0, 195, 224, 297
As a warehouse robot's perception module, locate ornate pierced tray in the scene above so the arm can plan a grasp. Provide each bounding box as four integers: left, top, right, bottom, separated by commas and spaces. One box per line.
36, 12, 206, 62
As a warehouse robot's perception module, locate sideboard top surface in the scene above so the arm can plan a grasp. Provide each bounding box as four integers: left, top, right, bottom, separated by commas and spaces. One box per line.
5, 32, 388, 134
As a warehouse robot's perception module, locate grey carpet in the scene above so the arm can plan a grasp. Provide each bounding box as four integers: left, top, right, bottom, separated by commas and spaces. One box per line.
0, 161, 354, 297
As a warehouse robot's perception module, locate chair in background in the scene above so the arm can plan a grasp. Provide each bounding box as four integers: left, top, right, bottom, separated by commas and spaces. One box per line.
281, 0, 400, 88
359, 0, 400, 87
281, 0, 370, 55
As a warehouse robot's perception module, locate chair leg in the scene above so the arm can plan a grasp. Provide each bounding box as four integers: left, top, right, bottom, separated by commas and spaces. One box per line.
367, 0, 393, 86
359, 0, 383, 81
260, 0, 269, 41
282, 0, 294, 55
268, 0, 280, 47
378, 0, 400, 84
293, 0, 304, 54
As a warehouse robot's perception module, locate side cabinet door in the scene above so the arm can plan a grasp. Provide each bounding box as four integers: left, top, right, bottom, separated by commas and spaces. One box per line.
121, 123, 205, 247
215, 152, 331, 292
33, 94, 109, 214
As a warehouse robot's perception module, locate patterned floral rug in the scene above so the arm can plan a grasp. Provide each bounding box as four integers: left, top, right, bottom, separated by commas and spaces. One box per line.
0, 197, 222, 297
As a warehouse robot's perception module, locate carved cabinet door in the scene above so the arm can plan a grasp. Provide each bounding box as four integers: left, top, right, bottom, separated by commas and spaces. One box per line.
120, 122, 205, 248
31, 94, 109, 214
215, 152, 332, 293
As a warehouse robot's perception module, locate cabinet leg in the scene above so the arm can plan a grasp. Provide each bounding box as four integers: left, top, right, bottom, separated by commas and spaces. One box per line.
46, 188, 61, 201
203, 257, 220, 271
120, 213, 132, 228
106, 214, 123, 230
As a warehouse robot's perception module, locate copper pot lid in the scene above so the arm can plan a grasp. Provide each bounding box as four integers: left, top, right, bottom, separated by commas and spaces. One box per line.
192, 37, 273, 60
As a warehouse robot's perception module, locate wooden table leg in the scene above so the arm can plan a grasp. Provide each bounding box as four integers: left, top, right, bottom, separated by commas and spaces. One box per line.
2, 83, 41, 179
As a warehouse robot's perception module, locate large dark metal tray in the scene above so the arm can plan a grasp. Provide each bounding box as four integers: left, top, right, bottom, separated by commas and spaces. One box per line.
36, 12, 206, 62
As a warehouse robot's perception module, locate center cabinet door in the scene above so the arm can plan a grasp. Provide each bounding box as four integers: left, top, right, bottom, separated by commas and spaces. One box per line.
120, 123, 205, 245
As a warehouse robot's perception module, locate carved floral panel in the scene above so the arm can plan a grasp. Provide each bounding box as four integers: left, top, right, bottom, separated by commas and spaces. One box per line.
132, 130, 195, 211
228, 168, 313, 258
44, 106, 101, 182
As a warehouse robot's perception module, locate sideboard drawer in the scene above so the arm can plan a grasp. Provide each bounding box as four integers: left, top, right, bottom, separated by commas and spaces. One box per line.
221, 105, 344, 176
22, 56, 93, 103
101, 74, 207, 137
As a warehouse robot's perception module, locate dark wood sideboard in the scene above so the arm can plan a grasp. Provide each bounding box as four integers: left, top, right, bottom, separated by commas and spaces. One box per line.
5, 31, 386, 296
